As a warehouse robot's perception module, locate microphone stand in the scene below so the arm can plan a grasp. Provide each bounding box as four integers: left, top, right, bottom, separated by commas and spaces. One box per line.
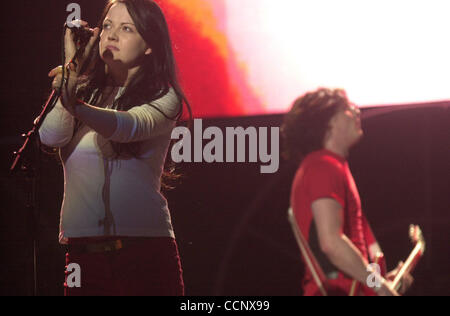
9, 22, 92, 296
10, 89, 60, 296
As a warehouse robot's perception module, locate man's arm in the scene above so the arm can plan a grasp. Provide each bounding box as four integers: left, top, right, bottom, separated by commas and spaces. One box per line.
312, 198, 398, 296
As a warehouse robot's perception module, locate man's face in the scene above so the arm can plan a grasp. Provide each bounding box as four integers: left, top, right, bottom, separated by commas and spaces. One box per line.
328, 103, 363, 148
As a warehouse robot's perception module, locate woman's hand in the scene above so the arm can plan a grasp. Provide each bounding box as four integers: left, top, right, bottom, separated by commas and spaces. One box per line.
49, 66, 70, 90
65, 20, 100, 73
48, 65, 80, 115
49, 21, 99, 115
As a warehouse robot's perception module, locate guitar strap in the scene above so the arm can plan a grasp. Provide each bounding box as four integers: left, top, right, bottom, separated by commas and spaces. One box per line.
288, 207, 329, 296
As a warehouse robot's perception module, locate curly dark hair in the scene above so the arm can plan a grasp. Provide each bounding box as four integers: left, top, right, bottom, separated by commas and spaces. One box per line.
281, 88, 350, 165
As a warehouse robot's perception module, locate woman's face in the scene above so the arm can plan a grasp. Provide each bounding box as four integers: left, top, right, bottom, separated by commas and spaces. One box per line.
99, 2, 152, 69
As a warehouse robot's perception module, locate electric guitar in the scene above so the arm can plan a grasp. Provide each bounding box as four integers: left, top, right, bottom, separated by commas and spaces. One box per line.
288, 208, 426, 296
352, 224, 426, 296
391, 225, 426, 293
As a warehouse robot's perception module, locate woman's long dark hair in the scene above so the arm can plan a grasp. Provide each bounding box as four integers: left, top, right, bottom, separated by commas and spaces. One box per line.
74, 0, 192, 189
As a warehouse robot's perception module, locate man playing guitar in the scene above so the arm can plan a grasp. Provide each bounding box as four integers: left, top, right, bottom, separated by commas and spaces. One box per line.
281, 88, 414, 296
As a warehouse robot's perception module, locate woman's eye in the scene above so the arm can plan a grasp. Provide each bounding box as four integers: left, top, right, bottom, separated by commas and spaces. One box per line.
103, 24, 111, 29
123, 26, 132, 32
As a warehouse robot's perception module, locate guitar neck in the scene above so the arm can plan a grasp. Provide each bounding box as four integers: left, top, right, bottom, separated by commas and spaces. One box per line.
392, 241, 425, 291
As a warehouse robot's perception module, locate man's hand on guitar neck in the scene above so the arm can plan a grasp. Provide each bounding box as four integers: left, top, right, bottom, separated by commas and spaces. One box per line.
386, 261, 414, 295
373, 261, 414, 296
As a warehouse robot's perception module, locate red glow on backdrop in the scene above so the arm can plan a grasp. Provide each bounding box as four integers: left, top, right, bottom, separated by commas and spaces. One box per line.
155, 0, 264, 119
156, 0, 450, 118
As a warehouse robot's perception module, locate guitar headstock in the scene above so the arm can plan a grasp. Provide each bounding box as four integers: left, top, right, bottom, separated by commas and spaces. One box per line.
409, 224, 426, 252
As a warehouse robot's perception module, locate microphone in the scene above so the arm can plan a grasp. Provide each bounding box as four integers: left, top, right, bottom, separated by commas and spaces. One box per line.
66, 22, 94, 48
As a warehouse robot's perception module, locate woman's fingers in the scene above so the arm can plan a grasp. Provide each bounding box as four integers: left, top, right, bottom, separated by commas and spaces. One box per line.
64, 20, 96, 70
67, 19, 88, 28
48, 65, 71, 77
49, 65, 72, 89
51, 73, 63, 90
64, 27, 77, 60
85, 27, 100, 55
48, 66, 63, 77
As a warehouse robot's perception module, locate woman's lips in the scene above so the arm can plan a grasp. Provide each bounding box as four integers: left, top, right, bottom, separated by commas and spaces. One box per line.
106, 45, 120, 51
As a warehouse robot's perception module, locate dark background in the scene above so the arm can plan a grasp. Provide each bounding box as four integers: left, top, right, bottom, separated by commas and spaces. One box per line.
1, 1, 449, 296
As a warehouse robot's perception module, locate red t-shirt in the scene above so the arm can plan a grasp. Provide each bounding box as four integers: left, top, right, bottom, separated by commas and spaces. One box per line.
291, 149, 370, 295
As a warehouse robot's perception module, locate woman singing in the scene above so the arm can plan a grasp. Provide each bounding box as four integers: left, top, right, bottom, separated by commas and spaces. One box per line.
39, 0, 190, 296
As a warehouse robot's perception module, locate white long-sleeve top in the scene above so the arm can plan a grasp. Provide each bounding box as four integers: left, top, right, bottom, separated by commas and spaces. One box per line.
39, 87, 180, 244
